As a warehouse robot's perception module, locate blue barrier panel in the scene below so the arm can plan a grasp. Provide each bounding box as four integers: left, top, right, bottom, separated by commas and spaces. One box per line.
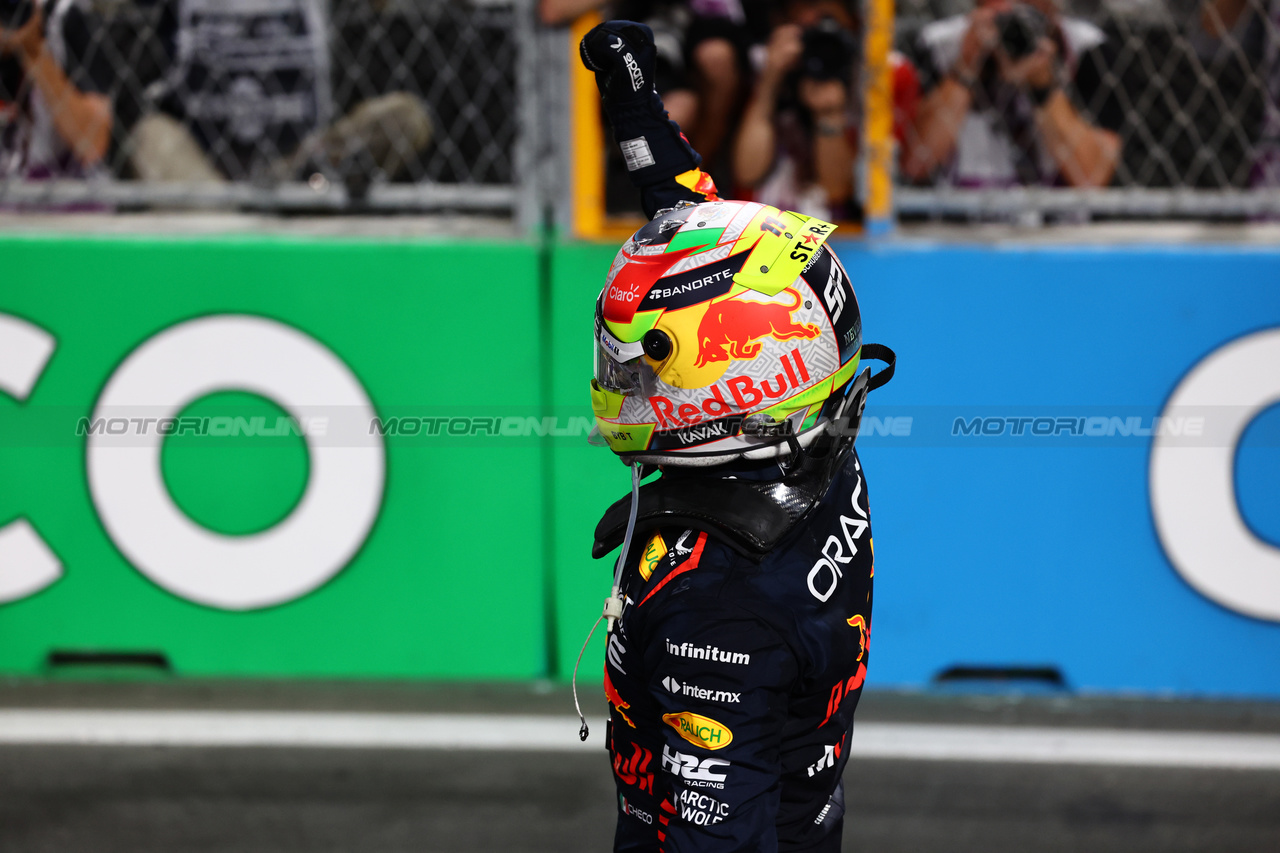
841, 242, 1280, 697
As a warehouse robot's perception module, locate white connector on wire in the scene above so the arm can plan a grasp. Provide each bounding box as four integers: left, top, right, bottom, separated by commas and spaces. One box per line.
603, 586, 625, 633
571, 463, 643, 742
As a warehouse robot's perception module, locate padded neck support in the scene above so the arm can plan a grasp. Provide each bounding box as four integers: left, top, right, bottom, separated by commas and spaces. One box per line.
593, 433, 856, 562
594, 342, 894, 562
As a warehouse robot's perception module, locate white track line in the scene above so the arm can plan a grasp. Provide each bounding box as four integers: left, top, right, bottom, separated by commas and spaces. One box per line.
2, 711, 1280, 769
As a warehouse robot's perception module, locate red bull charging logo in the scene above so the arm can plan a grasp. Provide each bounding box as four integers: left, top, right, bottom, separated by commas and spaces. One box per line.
694, 289, 820, 368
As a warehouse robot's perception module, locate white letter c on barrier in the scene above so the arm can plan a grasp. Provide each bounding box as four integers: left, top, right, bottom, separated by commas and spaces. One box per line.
87, 316, 385, 610
1150, 328, 1280, 622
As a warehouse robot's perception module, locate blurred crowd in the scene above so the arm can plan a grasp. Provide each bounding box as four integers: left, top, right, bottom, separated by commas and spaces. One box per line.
0, 0, 509, 197
544, 0, 1277, 219
0, 0, 1276, 213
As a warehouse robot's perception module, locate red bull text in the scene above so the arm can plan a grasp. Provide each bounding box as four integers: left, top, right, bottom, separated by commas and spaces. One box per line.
650, 348, 812, 429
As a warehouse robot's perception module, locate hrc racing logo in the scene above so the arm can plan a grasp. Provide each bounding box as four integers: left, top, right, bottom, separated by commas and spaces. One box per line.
619, 795, 653, 825
663, 711, 734, 750
662, 676, 741, 704
661, 745, 729, 789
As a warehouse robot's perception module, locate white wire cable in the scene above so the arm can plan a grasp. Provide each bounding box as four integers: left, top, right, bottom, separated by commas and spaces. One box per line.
571, 462, 643, 741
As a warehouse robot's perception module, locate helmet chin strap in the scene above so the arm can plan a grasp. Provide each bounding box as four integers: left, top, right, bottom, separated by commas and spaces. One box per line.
572, 461, 643, 742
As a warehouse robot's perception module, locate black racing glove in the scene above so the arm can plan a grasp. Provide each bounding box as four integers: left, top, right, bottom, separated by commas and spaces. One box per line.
579, 20, 658, 107
579, 20, 702, 200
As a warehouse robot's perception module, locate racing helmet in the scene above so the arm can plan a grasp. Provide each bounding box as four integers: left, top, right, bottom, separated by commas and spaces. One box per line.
591, 199, 868, 466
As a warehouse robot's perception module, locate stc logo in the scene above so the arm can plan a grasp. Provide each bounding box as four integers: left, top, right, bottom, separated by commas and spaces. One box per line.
0, 314, 385, 610
663, 711, 734, 750
1151, 328, 1280, 622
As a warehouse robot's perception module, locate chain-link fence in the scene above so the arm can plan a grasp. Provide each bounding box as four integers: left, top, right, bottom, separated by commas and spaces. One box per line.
0, 0, 534, 215
892, 0, 1280, 220
6, 0, 1280, 223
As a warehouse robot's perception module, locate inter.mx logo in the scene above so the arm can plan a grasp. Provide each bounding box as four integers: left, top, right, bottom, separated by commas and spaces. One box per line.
0, 313, 385, 610
662, 676, 740, 704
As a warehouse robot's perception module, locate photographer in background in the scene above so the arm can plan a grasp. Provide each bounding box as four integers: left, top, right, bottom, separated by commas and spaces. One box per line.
542, 0, 751, 171
902, 0, 1119, 189
0, 0, 111, 180
732, 0, 918, 221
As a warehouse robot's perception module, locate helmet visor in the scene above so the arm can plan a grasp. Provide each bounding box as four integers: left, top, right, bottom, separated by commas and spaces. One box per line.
594, 309, 661, 396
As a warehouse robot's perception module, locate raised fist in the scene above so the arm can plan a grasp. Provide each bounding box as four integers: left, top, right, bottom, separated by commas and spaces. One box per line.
579, 20, 656, 106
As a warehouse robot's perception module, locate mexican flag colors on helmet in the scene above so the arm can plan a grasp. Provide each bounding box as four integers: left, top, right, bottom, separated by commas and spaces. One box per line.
592, 199, 863, 466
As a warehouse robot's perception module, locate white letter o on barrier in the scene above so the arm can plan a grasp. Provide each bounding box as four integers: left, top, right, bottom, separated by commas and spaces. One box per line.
87, 316, 385, 610
1150, 328, 1280, 622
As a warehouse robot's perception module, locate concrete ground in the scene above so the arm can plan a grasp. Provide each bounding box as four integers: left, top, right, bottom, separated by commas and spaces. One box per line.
2, 681, 1279, 852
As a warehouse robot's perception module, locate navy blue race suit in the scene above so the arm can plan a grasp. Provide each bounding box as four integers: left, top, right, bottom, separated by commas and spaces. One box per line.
581, 19, 879, 852
599, 451, 874, 852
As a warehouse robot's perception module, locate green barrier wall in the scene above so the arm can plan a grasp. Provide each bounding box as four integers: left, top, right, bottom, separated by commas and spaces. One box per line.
1, 236, 548, 679
548, 242, 630, 684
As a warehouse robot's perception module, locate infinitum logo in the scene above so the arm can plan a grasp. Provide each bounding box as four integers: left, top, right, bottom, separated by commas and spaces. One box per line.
662, 676, 741, 703
665, 639, 750, 665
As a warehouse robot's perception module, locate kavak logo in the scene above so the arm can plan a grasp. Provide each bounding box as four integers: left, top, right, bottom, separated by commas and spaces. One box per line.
663, 711, 734, 750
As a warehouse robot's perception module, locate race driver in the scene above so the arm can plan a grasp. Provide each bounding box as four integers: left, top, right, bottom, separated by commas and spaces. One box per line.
578, 20, 895, 853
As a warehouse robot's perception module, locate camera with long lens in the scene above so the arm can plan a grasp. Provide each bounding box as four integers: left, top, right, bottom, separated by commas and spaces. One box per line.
0, 0, 33, 31
996, 4, 1048, 61
800, 16, 857, 82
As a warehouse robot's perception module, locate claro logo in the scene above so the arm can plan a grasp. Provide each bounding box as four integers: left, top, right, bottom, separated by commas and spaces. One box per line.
0, 313, 386, 611
663, 711, 734, 750
1151, 328, 1280, 622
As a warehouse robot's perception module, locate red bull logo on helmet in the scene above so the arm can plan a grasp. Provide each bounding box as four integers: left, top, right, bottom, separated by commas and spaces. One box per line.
649, 348, 812, 429
694, 289, 820, 368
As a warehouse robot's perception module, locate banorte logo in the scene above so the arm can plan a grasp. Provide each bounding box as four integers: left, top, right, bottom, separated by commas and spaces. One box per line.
663, 711, 734, 750
693, 288, 820, 367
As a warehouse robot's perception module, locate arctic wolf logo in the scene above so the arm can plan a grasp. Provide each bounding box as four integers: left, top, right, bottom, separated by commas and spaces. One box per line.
694, 289, 820, 367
